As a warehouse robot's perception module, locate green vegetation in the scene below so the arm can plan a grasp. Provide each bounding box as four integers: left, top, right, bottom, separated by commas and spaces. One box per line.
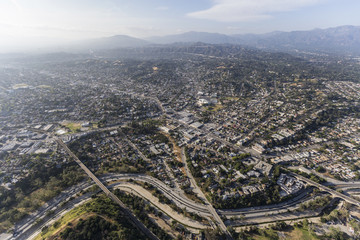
37, 195, 149, 240
320, 208, 349, 223
350, 219, 360, 238
298, 195, 332, 212
0, 156, 85, 233
113, 190, 171, 240
39, 191, 173, 240
96, 157, 147, 175
315, 166, 326, 173
141, 182, 206, 223
63, 122, 82, 133
324, 227, 348, 240
211, 182, 282, 209
126, 119, 163, 135
151, 132, 170, 144
232, 153, 251, 162
289, 169, 326, 184
205, 104, 224, 112
286, 227, 320, 240
186, 146, 285, 209
36, 206, 92, 240
237, 220, 321, 240
59, 216, 121, 240
202, 228, 227, 240
68, 132, 147, 174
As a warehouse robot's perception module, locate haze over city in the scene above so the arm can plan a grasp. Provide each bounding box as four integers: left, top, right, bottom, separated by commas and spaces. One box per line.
1, 0, 360, 51
2, 1, 360, 240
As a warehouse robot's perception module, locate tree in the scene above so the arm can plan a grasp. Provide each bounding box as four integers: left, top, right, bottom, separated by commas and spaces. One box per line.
273, 165, 281, 179
327, 227, 348, 240
315, 166, 326, 173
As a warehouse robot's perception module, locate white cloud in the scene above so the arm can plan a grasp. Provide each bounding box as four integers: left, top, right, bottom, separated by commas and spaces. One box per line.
188, 0, 323, 22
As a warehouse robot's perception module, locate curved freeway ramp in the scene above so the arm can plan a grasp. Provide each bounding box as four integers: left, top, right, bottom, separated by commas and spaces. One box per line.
114, 182, 210, 229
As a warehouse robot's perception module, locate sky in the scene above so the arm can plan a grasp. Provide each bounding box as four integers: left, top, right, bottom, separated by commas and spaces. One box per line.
0, 0, 360, 51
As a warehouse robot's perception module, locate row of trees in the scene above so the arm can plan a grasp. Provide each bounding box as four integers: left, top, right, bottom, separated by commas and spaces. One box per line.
59, 216, 119, 240
211, 183, 281, 209
114, 190, 171, 240
56, 194, 149, 240
0, 155, 85, 231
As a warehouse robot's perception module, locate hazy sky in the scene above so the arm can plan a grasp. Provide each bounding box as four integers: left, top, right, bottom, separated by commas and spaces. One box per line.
0, 0, 360, 51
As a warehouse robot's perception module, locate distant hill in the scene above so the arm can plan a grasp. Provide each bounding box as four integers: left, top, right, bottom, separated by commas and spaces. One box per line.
69, 35, 150, 51
148, 26, 360, 56
57, 25, 360, 56
233, 25, 360, 55
97, 42, 295, 61
147, 31, 240, 45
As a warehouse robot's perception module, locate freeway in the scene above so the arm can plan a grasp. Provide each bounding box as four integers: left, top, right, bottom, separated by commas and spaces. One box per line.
102, 173, 210, 215
56, 138, 159, 240
336, 184, 360, 190
12, 175, 207, 240
180, 147, 234, 240
291, 172, 360, 206
10, 182, 94, 240
100, 174, 318, 218
173, 109, 360, 206
115, 131, 183, 191
219, 188, 314, 217
9, 172, 322, 240
343, 189, 360, 195
21, 95, 352, 238
16, 195, 93, 240
287, 166, 360, 191
109, 181, 323, 227
113, 182, 210, 229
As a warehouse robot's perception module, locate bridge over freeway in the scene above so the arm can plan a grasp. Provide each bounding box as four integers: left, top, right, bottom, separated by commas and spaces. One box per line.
56, 138, 159, 240
291, 172, 360, 206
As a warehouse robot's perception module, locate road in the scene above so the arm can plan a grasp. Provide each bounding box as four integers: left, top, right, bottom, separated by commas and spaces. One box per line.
335, 184, 360, 190
23, 197, 93, 240
10, 182, 95, 240
102, 173, 210, 215
101, 174, 318, 218
56, 138, 159, 240
291, 172, 360, 206
9, 172, 322, 240
20, 94, 360, 239
115, 91, 165, 114
12, 175, 206, 240
109, 180, 321, 227
180, 147, 234, 240
164, 111, 260, 157
112, 132, 185, 197
165, 106, 360, 207
113, 182, 209, 229
21, 116, 355, 239
288, 166, 345, 186
219, 188, 313, 217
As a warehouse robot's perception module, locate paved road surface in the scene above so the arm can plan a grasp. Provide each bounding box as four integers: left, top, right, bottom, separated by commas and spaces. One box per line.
180, 147, 234, 240
9, 172, 323, 240
291, 172, 360, 206
56, 138, 159, 240
114, 182, 209, 229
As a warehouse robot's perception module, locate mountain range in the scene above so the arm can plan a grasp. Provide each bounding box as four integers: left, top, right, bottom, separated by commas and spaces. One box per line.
76, 25, 360, 56
233, 25, 360, 55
